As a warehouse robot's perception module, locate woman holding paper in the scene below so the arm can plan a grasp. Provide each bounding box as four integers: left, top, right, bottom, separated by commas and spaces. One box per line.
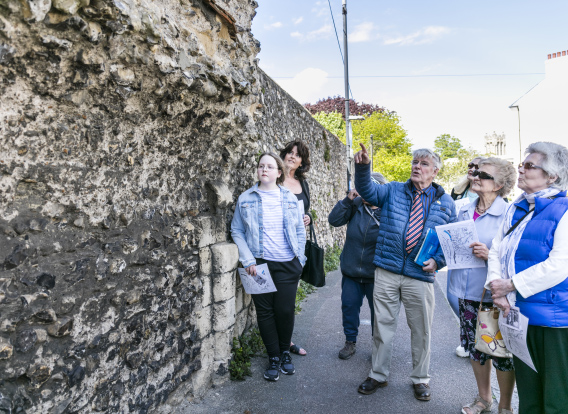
487, 142, 568, 414
447, 157, 517, 414
230, 152, 306, 382
280, 140, 312, 356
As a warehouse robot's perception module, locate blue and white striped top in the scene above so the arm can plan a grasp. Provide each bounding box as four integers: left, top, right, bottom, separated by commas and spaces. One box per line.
258, 189, 295, 262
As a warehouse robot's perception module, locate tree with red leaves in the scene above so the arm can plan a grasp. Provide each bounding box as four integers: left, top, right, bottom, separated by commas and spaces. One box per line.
304, 96, 386, 119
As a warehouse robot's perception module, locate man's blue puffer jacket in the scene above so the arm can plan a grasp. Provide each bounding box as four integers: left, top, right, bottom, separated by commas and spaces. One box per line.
355, 163, 457, 283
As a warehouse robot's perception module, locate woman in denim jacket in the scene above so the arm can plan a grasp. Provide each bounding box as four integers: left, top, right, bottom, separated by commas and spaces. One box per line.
231, 152, 306, 382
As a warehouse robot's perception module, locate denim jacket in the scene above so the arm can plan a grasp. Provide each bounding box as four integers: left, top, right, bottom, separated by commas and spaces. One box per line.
230, 183, 307, 268
448, 196, 508, 302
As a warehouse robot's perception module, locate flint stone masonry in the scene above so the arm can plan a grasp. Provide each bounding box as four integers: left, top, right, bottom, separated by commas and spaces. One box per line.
0, 0, 347, 412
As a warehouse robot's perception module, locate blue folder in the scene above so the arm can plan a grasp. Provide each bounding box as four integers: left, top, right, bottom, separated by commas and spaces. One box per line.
414, 228, 440, 265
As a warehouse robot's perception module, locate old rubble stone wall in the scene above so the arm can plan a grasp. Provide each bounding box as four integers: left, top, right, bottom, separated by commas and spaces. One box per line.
0, 0, 347, 411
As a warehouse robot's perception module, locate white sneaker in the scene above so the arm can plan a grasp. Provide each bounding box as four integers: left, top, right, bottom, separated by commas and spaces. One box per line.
456, 345, 470, 358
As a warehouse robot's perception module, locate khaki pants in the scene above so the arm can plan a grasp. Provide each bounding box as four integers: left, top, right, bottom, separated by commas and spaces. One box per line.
369, 267, 435, 384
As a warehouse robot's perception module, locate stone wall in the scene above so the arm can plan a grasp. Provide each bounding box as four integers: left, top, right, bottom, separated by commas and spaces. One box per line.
0, 0, 346, 412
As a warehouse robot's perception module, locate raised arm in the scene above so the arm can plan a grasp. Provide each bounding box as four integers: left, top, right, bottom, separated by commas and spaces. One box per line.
354, 144, 389, 208
328, 192, 360, 227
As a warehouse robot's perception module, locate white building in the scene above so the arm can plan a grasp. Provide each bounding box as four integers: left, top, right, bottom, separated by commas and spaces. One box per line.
509, 50, 568, 165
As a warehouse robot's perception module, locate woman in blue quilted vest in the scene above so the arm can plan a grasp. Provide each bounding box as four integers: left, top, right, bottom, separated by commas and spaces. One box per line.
486, 141, 568, 414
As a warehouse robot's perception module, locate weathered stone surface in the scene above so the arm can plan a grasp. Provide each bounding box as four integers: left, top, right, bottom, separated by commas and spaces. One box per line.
0, 0, 346, 411
0, 343, 14, 359
210, 242, 239, 274
26, 364, 52, 388
47, 317, 73, 337
213, 270, 236, 303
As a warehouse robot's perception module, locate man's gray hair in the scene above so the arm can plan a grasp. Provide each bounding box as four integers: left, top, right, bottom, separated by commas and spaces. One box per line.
371, 172, 388, 185
412, 148, 443, 170
526, 141, 568, 190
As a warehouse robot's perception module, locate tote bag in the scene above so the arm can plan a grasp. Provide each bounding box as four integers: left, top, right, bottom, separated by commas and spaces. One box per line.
301, 223, 325, 287
474, 289, 512, 358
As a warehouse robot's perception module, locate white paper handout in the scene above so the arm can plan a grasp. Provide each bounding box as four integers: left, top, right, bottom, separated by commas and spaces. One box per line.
435, 219, 486, 270
237, 263, 277, 294
454, 197, 472, 213
499, 306, 537, 372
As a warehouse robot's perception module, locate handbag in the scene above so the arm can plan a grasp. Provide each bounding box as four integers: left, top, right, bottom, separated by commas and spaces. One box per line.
474, 288, 512, 358
300, 223, 325, 287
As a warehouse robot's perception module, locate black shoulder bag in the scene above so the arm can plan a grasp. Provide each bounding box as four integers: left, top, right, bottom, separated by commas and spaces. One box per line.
301, 223, 325, 287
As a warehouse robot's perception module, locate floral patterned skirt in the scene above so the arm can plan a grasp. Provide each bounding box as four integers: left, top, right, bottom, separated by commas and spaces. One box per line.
459, 298, 514, 371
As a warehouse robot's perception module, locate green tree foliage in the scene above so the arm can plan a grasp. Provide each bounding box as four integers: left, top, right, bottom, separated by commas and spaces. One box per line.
308, 100, 413, 182
434, 134, 464, 159
312, 112, 345, 141
351, 112, 413, 182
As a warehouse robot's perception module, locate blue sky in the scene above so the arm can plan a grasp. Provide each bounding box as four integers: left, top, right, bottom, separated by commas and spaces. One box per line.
251, 0, 567, 153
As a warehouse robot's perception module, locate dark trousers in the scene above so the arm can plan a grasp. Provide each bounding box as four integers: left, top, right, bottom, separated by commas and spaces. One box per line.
341, 276, 374, 342
251, 258, 302, 358
514, 325, 568, 414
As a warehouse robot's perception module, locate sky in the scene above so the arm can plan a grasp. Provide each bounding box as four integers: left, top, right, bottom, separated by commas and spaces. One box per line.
251, 0, 568, 154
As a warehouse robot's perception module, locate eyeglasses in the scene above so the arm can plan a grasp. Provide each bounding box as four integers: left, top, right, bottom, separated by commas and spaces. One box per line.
258, 165, 277, 171
518, 162, 544, 171
472, 170, 494, 180
467, 163, 479, 170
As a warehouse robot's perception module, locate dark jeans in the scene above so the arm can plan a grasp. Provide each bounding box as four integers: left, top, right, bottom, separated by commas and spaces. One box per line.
251, 258, 302, 358
341, 276, 374, 342
515, 325, 568, 414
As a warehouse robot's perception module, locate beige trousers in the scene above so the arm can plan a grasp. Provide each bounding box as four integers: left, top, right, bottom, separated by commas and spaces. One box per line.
369, 267, 435, 384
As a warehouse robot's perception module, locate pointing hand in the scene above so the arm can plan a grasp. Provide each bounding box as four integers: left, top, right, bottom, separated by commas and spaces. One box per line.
354, 143, 370, 165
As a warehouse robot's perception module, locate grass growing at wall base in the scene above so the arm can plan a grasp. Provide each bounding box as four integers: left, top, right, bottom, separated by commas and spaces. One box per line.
229, 328, 265, 381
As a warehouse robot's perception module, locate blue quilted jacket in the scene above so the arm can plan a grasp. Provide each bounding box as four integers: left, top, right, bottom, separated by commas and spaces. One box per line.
355, 163, 457, 283
513, 192, 568, 327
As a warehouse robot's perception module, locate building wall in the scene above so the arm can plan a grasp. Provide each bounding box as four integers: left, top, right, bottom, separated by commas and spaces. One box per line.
0, 0, 346, 412
510, 51, 568, 164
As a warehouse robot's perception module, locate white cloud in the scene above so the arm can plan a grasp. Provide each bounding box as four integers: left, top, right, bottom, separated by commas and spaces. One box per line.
264, 22, 283, 30
290, 24, 333, 42
349, 22, 375, 43
293, 16, 304, 25
275, 68, 330, 104
383, 26, 451, 46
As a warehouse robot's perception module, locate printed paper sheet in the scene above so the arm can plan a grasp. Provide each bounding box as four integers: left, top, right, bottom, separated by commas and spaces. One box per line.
499, 306, 537, 372
435, 219, 486, 270
237, 263, 277, 294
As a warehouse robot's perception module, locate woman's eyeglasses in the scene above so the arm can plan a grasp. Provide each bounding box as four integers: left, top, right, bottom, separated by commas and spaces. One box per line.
467, 163, 479, 170
258, 165, 277, 171
472, 170, 494, 180
518, 162, 543, 171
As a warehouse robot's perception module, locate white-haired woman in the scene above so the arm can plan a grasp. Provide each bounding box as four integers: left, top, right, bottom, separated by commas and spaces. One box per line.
487, 142, 568, 414
449, 158, 517, 414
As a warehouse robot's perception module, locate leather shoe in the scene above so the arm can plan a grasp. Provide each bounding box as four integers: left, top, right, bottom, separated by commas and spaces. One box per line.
357, 377, 388, 395
413, 383, 431, 401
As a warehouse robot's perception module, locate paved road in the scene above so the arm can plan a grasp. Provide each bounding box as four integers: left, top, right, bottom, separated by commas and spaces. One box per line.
179, 269, 516, 414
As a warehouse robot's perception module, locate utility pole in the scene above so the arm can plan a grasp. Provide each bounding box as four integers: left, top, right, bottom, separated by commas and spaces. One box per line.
342, 0, 352, 190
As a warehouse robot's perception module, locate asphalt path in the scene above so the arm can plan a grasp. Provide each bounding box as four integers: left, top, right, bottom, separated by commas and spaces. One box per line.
179, 269, 517, 414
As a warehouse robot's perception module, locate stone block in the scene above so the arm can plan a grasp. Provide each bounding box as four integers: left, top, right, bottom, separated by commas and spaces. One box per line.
194, 305, 211, 339
199, 247, 211, 275
235, 286, 244, 314
213, 271, 236, 303
201, 277, 212, 308
212, 360, 229, 387
213, 298, 235, 332
213, 330, 233, 361
243, 290, 252, 307
205, 181, 233, 209
234, 309, 247, 338
210, 242, 238, 274
196, 216, 215, 248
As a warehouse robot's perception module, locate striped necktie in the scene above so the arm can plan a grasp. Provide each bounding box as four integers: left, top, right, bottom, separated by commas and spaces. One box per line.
406, 190, 424, 253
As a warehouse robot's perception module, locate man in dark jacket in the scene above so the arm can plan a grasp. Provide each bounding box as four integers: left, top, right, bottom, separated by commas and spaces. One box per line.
328, 172, 386, 360
354, 144, 456, 402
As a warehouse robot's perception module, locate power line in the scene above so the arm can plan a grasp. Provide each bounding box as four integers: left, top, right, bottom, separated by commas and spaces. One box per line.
327, 0, 355, 100
272, 72, 545, 79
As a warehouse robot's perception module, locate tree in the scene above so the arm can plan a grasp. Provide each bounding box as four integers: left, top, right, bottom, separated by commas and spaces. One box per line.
312, 111, 345, 141
305, 96, 386, 119
436, 147, 480, 191
434, 134, 463, 159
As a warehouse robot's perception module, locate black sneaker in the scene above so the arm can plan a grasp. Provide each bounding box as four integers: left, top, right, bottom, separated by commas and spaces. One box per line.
280, 351, 295, 375
338, 341, 356, 360
264, 357, 280, 381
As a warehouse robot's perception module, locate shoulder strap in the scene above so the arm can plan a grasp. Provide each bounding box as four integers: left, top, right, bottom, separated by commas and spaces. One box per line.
364, 205, 380, 227
505, 207, 534, 237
